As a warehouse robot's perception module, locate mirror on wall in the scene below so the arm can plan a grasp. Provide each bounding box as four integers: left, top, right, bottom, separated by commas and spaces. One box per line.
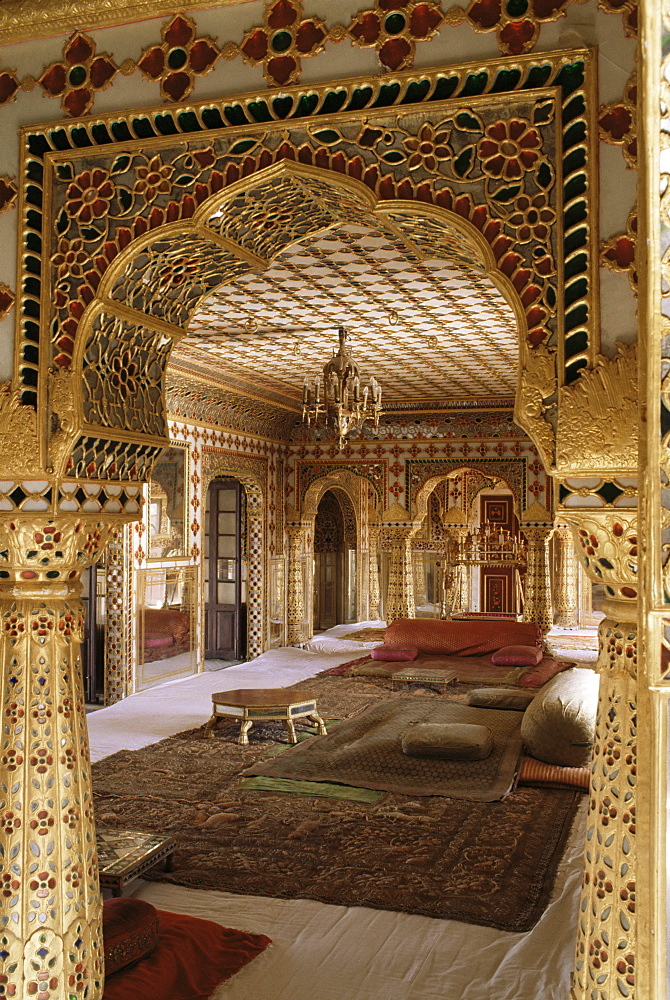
148, 444, 188, 560
137, 566, 197, 690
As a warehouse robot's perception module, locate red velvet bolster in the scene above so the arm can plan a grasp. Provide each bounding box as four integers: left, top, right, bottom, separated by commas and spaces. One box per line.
103, 908, 271, 1000
370, 646, 418, 661
491, 644, 543, 666
103, 898, 159, 976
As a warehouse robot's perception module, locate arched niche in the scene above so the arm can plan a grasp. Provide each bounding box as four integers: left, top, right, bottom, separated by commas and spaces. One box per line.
42, 153, 562, 489
300, 468, 371, 630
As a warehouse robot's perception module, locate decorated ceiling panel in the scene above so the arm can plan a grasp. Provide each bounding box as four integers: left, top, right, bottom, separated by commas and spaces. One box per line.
181, 220, 518, 403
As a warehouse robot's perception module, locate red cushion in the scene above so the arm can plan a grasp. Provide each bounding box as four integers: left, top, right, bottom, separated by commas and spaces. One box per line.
491, 644, 543, 666
370, 646, 418, 661
102, 908, 271, 1000
103, 898, 159, 976
384, 618, 542, 656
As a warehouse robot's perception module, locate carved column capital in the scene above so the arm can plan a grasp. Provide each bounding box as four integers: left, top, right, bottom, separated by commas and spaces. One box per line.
561, 509, 638, 624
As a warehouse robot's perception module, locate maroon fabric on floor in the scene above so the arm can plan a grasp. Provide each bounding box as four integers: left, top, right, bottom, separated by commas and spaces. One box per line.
102, 908, 270, 1000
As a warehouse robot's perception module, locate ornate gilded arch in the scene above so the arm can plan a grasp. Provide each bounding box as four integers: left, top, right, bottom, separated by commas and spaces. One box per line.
5, 46, 596, 496
412, 460, 535, 527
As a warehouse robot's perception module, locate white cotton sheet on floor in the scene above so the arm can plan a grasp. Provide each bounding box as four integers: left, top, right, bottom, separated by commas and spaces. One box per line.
303, 619, 386, 654
90, 639, 586, 999
88, 646, 364, 761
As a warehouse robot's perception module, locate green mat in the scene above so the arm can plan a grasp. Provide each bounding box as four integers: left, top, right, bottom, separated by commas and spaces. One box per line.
238, 719, 385, 800
239, 775, 385, 802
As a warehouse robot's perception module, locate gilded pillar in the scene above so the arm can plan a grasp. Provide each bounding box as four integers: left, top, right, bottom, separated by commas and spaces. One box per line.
368, 521, 382, 621
0, 516, 118, 1000
441, 509, 469, 619
442, 526, 469, 618
381, 509, 416, 622
553, 522, 579, 628
520, 504, 554, 633
561, 511, 638, 1000
286, 521, 307, 645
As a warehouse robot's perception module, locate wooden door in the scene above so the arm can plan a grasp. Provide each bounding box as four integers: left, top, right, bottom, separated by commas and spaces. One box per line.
205, 480, 242, 659
80, 562, 106, 704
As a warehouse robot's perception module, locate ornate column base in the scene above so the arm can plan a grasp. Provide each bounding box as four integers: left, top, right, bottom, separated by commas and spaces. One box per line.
382, 522, 416, 623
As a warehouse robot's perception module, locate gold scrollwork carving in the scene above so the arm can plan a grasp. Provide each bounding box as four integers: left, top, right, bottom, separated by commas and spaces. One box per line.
0, 380, 40, 475
48, 367, 78, 475
514, 343, 557, 472
557, 343, 638, 475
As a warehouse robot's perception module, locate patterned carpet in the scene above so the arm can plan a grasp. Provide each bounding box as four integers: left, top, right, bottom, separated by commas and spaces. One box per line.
92, 677, 579, 932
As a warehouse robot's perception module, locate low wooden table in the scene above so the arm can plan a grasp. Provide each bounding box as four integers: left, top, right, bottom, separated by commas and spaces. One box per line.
392, 667, 459, 693
97, 828, 176, 897
204, 687, 327, 745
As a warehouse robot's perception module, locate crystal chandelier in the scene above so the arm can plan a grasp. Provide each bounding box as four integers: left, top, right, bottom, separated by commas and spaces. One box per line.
301, 326, 382, 450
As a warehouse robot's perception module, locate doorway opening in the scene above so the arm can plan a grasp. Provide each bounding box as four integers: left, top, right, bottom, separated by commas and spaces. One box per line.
205, 478, 247, 660
313, 489, 357, 631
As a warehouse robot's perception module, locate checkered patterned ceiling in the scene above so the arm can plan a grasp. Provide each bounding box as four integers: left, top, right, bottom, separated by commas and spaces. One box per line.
176, 222, 519, 405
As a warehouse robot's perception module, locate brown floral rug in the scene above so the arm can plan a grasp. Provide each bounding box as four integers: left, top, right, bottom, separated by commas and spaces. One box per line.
92, 677, 580, 932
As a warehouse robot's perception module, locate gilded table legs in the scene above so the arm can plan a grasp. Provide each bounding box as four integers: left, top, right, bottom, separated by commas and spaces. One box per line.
238, 719, 253, 745
307, 711, 328, 735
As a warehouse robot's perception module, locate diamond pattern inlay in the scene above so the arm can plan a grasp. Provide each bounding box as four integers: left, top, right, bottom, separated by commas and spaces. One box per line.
181, 222, 517, 403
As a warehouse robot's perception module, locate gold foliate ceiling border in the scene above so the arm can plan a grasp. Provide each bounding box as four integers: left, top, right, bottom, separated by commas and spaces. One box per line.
12, 50, 594, 483
0, 0, 231, 45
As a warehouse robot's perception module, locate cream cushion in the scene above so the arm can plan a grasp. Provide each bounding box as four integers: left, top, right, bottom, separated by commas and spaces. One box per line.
467, 687, 537, 711
520, 667, 599, 767
401, 722, 494, 760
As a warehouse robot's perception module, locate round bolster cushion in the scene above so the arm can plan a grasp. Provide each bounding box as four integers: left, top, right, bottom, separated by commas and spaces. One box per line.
401, 722, 494, 760
370, 646, 418, 661
103, 897, 160, 976
520, 667, 599, 767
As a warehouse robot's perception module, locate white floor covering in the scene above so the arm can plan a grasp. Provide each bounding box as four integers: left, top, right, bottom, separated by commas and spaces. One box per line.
89, 628, 586, 1000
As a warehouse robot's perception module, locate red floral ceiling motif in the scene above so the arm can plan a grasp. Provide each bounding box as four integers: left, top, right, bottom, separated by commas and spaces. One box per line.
0, 70, 19, 106
0, 283, 14, 321
38, 31, 118, 117
0, 175, 17, 213
599, 71, 637, 170
137, 14, 220, 102
597, 0, 637, 36
600, 207, 637, 293
463, 0, 582, 56
347, 0, 444, 72
239, 0, 328, 86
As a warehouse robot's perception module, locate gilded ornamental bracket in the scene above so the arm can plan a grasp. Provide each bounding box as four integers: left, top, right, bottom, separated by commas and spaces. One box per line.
556, 343, 638, 476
